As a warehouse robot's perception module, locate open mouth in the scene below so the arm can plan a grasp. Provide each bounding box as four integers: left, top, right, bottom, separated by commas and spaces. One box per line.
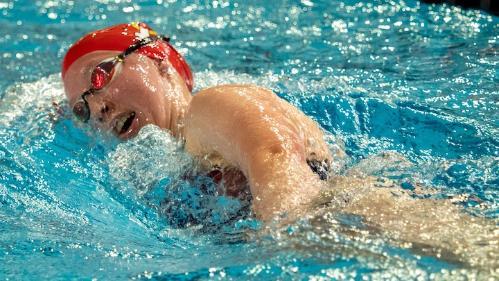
113, 111, 136, 136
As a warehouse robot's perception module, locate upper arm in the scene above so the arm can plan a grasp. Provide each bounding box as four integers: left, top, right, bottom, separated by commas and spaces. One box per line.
184, 85, 295, 169
183, 85, 329, 220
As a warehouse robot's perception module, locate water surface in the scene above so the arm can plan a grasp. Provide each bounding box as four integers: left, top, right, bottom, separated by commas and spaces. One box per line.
1, 0, 498, 279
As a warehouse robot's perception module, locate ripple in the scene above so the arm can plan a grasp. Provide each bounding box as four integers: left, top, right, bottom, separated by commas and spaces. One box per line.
1, 0, 498, 279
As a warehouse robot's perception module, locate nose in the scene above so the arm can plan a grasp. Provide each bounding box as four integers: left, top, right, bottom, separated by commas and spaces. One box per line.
97, 103, 113, 123
86, 95, 116, 123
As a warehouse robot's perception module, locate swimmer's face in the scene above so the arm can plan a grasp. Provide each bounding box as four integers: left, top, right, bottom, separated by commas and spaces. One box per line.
63, 51, 191, 139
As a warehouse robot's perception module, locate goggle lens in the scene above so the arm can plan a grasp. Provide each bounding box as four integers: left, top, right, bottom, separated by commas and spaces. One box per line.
91, 59, 117, 90
72, 99, 90, 122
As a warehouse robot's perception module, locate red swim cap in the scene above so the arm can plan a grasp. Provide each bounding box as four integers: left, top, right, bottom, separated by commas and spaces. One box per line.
61, 22, 194, 91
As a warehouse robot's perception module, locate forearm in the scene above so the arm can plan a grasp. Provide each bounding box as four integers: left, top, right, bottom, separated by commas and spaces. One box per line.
320, 176, 498, 268
247, 148, 325, 221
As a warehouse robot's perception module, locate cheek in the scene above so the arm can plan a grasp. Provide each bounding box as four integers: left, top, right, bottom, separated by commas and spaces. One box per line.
111, 82, 163, 110
129, 63, 160, 94
110, 70, 165, 114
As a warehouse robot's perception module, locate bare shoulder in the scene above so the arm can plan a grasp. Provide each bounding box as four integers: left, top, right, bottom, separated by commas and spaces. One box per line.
193, 84, 277, 101
185, 83, 332, 166
188, 84, 285, 121
190, 84, 305, 120
184, 84, 277, 158
197, 84, 273, 94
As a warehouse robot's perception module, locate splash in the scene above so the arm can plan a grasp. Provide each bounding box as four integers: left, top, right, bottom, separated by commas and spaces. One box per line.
0, 67, 497, 278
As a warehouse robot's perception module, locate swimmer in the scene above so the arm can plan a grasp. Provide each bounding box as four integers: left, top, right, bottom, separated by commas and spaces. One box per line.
62, 23, 497, 269
62, 22, 333, 222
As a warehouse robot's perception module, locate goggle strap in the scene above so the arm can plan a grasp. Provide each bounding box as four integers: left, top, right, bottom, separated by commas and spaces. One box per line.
123, 36, 157, 57
119, 35, 171, 60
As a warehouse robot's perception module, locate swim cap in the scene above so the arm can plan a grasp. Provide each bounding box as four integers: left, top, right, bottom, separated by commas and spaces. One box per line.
61, 22, 194, 91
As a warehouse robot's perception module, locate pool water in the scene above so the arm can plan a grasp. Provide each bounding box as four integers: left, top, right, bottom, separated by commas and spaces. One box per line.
1, 0, 498, 279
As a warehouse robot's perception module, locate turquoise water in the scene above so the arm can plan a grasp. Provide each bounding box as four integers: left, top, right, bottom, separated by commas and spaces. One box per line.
1, 0, 498, 279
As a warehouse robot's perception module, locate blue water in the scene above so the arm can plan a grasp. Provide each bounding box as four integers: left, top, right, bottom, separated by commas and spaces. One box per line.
1, 0, 498, 279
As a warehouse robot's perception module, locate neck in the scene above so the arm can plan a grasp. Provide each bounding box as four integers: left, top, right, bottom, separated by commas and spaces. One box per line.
169, 102, 185, 138
158, 62, 193, 138
167, 90, 192, 139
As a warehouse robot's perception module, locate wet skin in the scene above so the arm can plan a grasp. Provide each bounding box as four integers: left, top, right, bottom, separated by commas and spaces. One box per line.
63, 51, 333, 221
63, 51, 499, 268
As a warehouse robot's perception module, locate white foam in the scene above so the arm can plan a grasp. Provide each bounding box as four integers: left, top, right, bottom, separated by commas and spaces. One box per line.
0, 74, 65, 127
108, 125, 193, 196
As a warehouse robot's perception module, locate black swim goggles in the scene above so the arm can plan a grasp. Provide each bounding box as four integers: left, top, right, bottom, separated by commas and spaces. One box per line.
72, 35, 170, 122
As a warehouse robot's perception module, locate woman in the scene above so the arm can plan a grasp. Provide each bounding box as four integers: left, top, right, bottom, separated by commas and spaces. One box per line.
62, 23, 498, 268
62, 22, 333, 222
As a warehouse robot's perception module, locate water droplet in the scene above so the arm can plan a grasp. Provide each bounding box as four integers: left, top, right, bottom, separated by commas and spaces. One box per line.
122, 6, 133, 13
47, 12, 58, 19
